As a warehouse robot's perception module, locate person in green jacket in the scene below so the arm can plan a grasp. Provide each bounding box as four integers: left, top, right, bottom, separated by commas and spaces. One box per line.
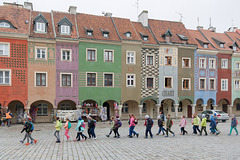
54, 117, 61, 143
200, 115, 208, 136
106, 116, 115, 137
165, 114, 175, 137
192, 113, 201, 134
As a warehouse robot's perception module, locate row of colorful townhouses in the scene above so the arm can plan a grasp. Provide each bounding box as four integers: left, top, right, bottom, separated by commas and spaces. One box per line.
1, 2, 240, 123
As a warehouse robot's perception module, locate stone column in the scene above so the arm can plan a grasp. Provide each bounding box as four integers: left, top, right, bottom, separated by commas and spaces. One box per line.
202, 104, 207, 111
228, 105, 233, 116
213, 105, 217, 110
174, 104, 179, 118
191, 104, 196, 115
118, 105, 123, 118
155, 104, 161, 118
53, 108, 57, 122
138, 105, 143, 119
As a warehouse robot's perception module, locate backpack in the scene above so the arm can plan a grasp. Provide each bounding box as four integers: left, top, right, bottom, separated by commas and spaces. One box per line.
59, 121, 62, 129
68, 121, 72, 129
82, 122, 86, 128
236, 120, 238, 125
118, 120, 122, 127
134, 119, 138, 125
30, 122, 34, 131
147, 118, 153, 127
26, 122, 32, 132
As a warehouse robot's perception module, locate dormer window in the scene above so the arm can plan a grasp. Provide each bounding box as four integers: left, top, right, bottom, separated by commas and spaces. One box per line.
166, 36, 170, 43
100, 29, 109, 38
103, 33, 109, 38
177, 34, 188, 45
33, 14, 48, 33
58, 17, 73, 35
85, 27, 93, 36
61, 25, 70, 34
140, 32, 149, 41
220, 43, 224, 48
36, 22, 46, 32
203, 43, 208, 48
125, 32, 131, 38
233, 46, 237, 51
162, 30, 173, 43
87, 31, 93, 36
0, 22, 10, 28
143, 36, 148, 41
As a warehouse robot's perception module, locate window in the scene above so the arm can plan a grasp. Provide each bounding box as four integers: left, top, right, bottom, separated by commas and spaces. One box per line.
221, 79, 228, 91
127, 74, 135, 87
147, 78, 153, 88
61, 74, 72, 87
36, 48, 46, 59
36, 22, 45, 32
165, 77, 172, 88
165, 56, 172, 65
0, 22, 10, 28
221, 59, 228, 69
220, 43, 224, 48
87, 49, 96, 61
209, 58, 216, 69
147, 56, 153, 65
126, 51, 135, 64
203, 44, 208, 48
142, 103, 147, 113
104, 50, 113, 62
122, 103, 128, 113
235, 62, 240, 70
37, 103, 48, 116
103, 33, 109, 38
0, 70, 11, 85
166, 36, 170, 43
125, 32, 131, 38
0, 43, 10, 57
233, 46, 237, 51
199, 58, 206, 68
235, 80, 240, 89
199, 78, 206, 90
87, 73, 96, 86
60, 103, 71, 110
182, 78, 190, 90
143, 37, 148, 41
171, 102, 175, 112
182, 58, 190, 68
36, 73, 46, 86
237, 103, 240, 111
209, 79, 215, 90
61, 50, 71, 61
87, 31, 93, 36
104, 74, 113, 86
61, 25, 70, 34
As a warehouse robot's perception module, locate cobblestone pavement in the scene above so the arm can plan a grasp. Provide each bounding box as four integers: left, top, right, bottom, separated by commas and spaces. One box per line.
0, 119, 240, 160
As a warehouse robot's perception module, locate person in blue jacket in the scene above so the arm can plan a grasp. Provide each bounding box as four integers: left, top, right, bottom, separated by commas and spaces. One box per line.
74, 117, 87, 141
209, 114, 219, 135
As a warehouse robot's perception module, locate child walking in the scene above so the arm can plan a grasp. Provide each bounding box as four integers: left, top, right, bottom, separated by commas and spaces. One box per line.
74, 117, 87, 141
54, 117, 61, 143
156, 115, 165, 136
113, 115, 121, 138
180, 115, 187, 135
165, 114, 175, 137
228, 115, 238, 136
64, 118, 71, 140
128, 114, 139, 138
144, 115, 153, 138
106, 116, 115, 137
200, 115, 208, 136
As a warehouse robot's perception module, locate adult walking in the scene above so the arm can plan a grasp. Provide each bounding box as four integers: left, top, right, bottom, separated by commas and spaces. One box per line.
6, 110, 13, 127
128, 114, 139, 138
228, 115, 238, 136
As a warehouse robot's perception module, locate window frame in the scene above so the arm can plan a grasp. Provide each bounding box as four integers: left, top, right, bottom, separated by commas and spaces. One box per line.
36, 103, 48, 116
0, 69, 11, 86
199, 58, 206, 69
146, 55, 154, 66
221, 79, 228, 91
209, 78, 216, 90
203, 43, 208, 48
164, 56, 172, 66
36, 22, 46, 33
199, 78, 206, 90
60, 25, 70, 35
164, 76, 173, 88
103, 73, 114, 87
0, 22, 10, 28
234, 79, 240, 90
35, 47, 47, 60
126, 51, 136, 64
86, 72, 97, 87
209, 58, 216, 69
61, 49, 72, 62
235, 61, 240, 70
182, 78, 191, 90
104, 49, 114, 62
60, 73, 73, 87
221, 59, 228, 69
86, 48, 97, 62
0, 42, 10, 57
146, 77, 154, 89
182, 57, 191, 68
34, 71, 47, 87
126, 74, 135, 87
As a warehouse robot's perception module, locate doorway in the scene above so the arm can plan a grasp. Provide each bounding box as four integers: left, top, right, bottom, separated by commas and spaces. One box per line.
187, 105, 192, 118
103, 102, 110, 120
222, 104, 228, 113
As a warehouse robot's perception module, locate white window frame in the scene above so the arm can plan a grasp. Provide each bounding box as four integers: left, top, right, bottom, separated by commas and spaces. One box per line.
61, 25, 70, 34
0, 22, 10, 28
199, 58, 206, 69
86, 48, 97, 62
126, 74, 135, 87
86, 72, 97, 87
220, 43, 224, 48
209, 58, 216, 69
199, 78, 206, 90
126, 51, 136, 64
182, 78, 191, 90
61, 49, 72, 61
235, 79, 240, 90
203, 43, 208, 48
209, 78, 216, 90
103, 33, 109, 38
146, 76, 155, 89
60, 73, 73, 87
104, 49, 114, 62
103, 72, 114, 87
182, 57, 191, 68
36, 22, 46, 33
221, 59, 228, 69
34, 71, 48, 87
0, 69, 11, 86
221, 79, 228, 91
164, 55, 173, 66
35, 47, 47, 60
146, 54, 154, 66
235, 61, 240, 70
0, 42, 10, 57
125, 33, 131, 38
233, 46, 237, 51
36, 103, 48, 116
164, 76, 173, 89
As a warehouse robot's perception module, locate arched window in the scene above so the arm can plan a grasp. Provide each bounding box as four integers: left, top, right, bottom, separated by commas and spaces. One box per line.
0, 22, 10, 28
142, 103, 147, 113
122, 102, 128, 113
37, 103, 48, 116
60, 103, 71, 110
178, 102, 183, 112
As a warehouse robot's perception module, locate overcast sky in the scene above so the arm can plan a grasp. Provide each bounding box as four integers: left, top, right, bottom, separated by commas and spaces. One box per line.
1, 0, 240, 33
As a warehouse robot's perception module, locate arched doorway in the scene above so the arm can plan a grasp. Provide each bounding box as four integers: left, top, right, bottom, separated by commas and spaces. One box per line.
179, 99, 192, 118
30, 100, 54, 123
82, 100, 100, 121
121, 100, 139, 120
218, 99, 230, 113
58, 100, 76, 110
207, 99, 215, 110
8, 100, 25, 124
160, 99, 175, 117
196, 99, 204, 114
102, 100, 118, 120
233, 98, 240, 115
142, 99, 157, 118
103, 102, 110, 120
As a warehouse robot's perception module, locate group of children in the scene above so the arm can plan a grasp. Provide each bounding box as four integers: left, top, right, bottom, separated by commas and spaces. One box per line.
20, 117, 37, 145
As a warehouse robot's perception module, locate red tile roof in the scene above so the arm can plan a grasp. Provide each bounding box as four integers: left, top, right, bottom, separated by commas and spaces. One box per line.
76, 13, 121, 42
112, 17, 141, 41
188, 29, 216, 50
0, 5, 30, 35
148, 19, 195, 45
132, 21, 158, 45
29, 11, 55, 39
225, 32, 240, 47
52, 11, 78, 39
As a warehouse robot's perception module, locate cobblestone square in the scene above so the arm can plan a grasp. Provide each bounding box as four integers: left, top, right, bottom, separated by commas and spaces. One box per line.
0, 119, 240, 160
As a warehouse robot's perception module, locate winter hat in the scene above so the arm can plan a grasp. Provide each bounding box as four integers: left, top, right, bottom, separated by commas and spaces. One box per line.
214, 113, 217, 116
78, 117, 82, 120
145, 115, 149, 119
116, 115, 119, 118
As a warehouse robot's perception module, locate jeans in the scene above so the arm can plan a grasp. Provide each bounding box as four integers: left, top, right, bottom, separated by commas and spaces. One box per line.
193, 125, 200, 134
129, 126, 137, 136
113, 128, 120, 137
89, 127, 96, 138
200, 126, 208, 135
54, 131, 60, 142
65, 129, 70, 140
145, 126, 153, 138
229, 126, 238, 135
181, 127, 187, 135
166, 128, 174, 136
7, 119, 11, 127
157, 126, 165, 134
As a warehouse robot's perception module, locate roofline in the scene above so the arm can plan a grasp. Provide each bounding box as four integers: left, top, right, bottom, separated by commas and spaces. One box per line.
0, 32, 28, 39
51, 10, 56, 38
198, 29, 218, 50
111, 16, 122, 41
79, 37, 122, 45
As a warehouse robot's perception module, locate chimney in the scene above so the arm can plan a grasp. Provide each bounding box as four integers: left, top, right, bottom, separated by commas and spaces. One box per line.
138, 10, 148, 27
208, 26, 216, 32
3, 2, 23, 8
104, 12, 112, 17
228, 27, 238, 32
197, 26, 203, 30
68, 6, 77, 14
24, 2, 33, 10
